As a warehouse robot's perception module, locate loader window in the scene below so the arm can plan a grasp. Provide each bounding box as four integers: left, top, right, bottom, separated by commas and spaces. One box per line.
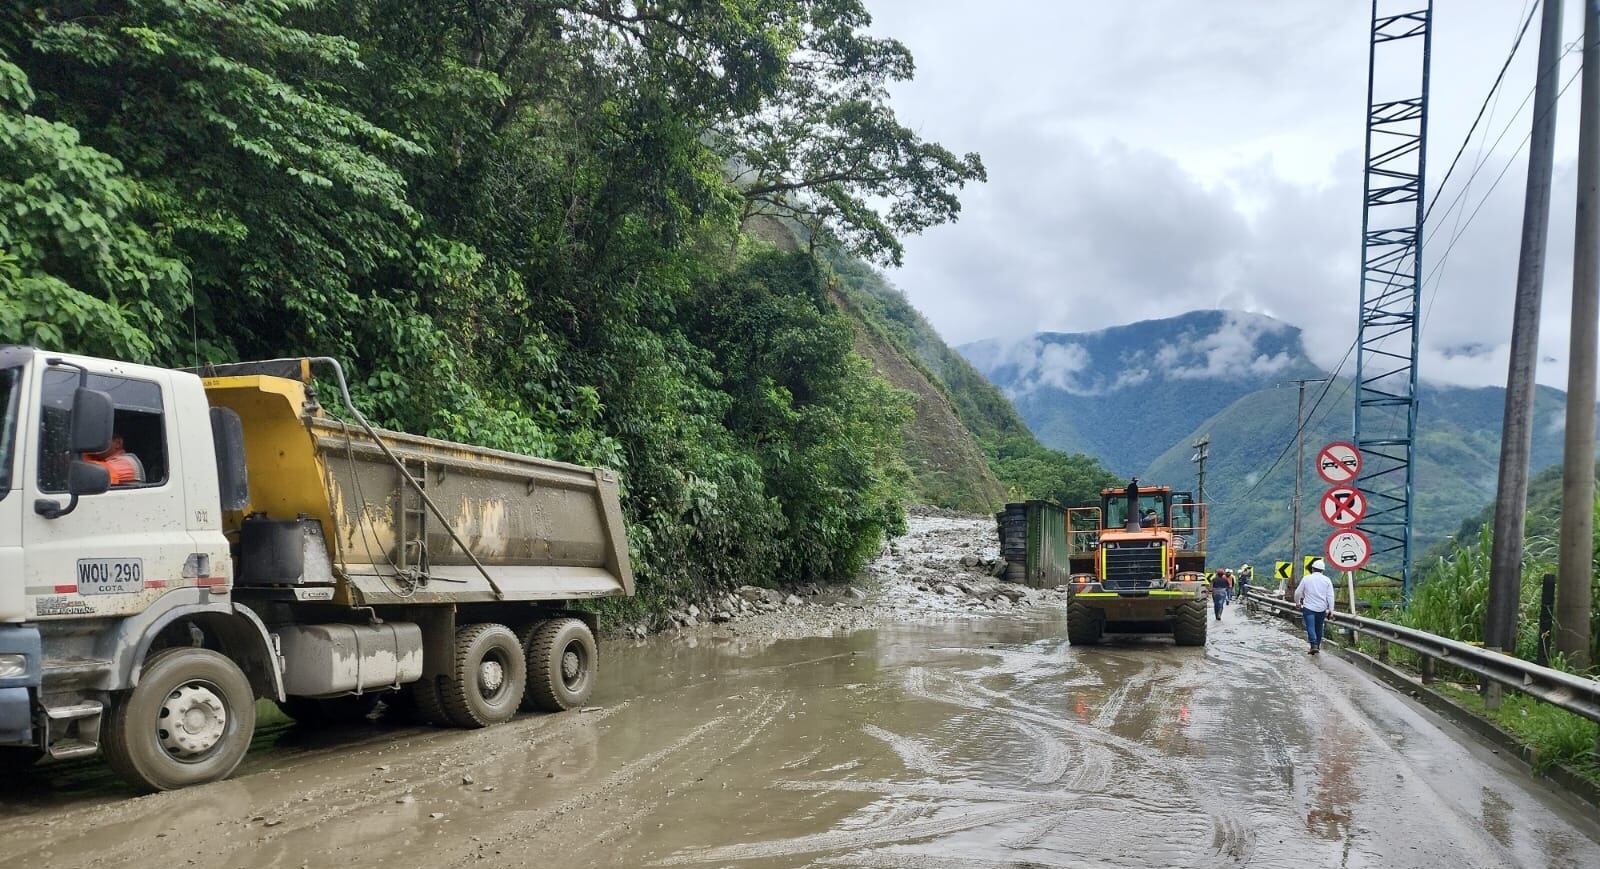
0, 366, 18, 501
37, 369, 167, 493
1103, 495, 1168, 529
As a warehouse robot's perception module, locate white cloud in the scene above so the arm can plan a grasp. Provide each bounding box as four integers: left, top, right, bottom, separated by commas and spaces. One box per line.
866, 0, 1592, 391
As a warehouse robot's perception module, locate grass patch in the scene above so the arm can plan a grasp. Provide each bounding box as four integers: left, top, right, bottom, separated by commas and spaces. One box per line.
1431, 683, 1600, 784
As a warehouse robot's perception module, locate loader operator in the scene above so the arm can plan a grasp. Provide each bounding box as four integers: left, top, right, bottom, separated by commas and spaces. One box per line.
1140, 508, 1159, 528
85, 434, 147, 487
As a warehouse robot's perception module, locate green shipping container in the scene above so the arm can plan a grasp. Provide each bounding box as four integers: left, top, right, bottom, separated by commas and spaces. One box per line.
996, 501, 1073, 588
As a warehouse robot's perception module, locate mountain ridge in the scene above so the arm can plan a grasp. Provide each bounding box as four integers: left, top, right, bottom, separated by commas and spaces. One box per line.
961, 309, 1576, 567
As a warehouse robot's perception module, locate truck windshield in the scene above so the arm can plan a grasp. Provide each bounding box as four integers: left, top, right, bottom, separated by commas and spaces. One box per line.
0, 366, 18, 500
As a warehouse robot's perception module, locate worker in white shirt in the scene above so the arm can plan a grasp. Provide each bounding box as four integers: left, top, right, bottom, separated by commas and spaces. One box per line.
1294, 557, 1336, 655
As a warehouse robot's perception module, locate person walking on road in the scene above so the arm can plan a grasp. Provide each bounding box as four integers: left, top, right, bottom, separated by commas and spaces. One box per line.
1295, 558, 1336, 654
1211, 569, 1232, 620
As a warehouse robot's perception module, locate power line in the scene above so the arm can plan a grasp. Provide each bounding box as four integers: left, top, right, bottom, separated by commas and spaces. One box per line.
1422, 0, 1541, 227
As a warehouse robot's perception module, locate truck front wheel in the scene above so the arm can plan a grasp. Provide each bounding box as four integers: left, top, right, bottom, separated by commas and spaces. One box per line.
440, 624, 526, 728
101, 647, 256, 792
522, 618, 597, 712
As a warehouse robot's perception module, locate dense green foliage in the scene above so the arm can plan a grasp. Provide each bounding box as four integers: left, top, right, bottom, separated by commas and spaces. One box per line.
0, 1, 985, 608
829, 256, 1119, 508
1399, 465, 1600, 669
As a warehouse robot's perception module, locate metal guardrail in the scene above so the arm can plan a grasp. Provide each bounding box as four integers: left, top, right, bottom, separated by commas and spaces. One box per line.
1243, 588, 1600, 724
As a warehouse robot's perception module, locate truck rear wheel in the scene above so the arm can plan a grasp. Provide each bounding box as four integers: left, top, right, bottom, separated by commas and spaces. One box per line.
101, 647, 256, 792
523, 618, 597, 712
1066, 601, 1103, 646
1172, 600, 1209, 646
275, 694, 383, 728
440, 624, 526, 728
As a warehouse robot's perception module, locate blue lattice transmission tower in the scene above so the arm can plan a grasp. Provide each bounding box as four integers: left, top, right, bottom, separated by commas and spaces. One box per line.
1354, 1, 1432, 599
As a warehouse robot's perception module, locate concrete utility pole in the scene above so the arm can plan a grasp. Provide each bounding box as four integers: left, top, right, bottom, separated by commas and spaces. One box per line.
1487, 0, 1565, 660
1284, 378, 1330, 595
1557, 0, 1600, 670
1191, 436, 1210, 506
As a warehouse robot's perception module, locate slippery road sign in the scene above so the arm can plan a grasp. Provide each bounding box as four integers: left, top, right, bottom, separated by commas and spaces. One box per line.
1325, 529, 1372, 571
1316, 441, 1362, 485
1275, 561, 1292, 581
1320, 486, 1366, 527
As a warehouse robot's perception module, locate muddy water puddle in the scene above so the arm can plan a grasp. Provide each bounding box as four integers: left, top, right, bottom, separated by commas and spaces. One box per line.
5, 608, 1600, 868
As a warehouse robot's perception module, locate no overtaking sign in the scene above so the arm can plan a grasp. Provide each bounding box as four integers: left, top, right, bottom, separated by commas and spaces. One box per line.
1316, 442, 1361, 485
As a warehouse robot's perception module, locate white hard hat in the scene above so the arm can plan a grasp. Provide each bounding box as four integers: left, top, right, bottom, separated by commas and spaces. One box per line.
1310, 557, 1326, 571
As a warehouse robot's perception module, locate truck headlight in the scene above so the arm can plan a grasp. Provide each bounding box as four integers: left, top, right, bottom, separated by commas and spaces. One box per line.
0, 654, 26, 678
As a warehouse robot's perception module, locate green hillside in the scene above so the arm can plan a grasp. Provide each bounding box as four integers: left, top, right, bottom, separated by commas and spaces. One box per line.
829, 257, 1119, 509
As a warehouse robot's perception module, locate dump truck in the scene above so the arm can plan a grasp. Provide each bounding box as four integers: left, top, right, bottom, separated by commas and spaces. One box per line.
1060, 478, 1209, 646
0, 347, 633, 790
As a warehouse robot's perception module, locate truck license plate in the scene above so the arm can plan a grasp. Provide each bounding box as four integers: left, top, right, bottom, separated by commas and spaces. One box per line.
76, 558, 145, 595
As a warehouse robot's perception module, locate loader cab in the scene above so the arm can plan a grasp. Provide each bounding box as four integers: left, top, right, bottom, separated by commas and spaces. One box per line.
1099, 486, 1172, 532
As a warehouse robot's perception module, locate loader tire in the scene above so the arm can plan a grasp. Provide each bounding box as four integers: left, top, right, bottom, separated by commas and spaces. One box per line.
440, 623, 526, 728
1066, 601, 1103, 646
522, 618, 597, 712
1172, 600, 1209, 646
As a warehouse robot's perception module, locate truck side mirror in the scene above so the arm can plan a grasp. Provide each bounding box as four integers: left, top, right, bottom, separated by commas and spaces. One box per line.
69, 387, 115, 454
35, 460, 111, 519
68, 460, 111, 496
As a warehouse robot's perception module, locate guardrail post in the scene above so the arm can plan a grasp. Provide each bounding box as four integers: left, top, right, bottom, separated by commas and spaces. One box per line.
1420, 656, 1435, 684
1378, 640, 1389, 663
1537, 572, 1555, 667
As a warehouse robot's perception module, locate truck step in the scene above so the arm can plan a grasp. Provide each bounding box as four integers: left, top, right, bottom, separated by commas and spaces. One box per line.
44, 701, 104, 722
46, 738, 99, 760
43, 700, 104, 758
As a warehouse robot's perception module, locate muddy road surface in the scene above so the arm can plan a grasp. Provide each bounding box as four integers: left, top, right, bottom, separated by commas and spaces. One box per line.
5, 516, 1600, 868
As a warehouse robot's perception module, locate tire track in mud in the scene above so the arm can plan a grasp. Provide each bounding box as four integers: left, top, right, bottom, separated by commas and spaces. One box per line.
447, 691, 789, 868
654, 803, 1029, 865
6, 705, 634, 869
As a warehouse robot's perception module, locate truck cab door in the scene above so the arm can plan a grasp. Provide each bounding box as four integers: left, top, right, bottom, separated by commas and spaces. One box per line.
20, 363, 197, 621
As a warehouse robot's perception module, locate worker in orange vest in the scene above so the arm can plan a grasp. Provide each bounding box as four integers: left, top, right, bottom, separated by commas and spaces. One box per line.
85, 436, 146, 486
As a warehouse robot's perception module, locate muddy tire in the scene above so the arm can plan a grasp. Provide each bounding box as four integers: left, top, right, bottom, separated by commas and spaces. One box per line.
1172, 600, 1209, 646
440, 623, 526, 728
410, 676, 455, 727
522, 618, 597, 712
275, 694, 383, 728
1066, 601, 1102, 646
101, 647, 256, 792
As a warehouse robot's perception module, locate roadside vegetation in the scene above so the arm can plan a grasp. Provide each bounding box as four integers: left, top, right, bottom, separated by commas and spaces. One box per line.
1350, 463, 1600, 786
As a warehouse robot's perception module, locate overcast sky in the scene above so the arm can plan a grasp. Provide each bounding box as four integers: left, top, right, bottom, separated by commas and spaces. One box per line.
868, 0, 1592, 389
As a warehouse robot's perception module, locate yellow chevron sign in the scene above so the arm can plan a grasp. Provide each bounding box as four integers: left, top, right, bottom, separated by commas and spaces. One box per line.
1275, 561, 1291, 581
